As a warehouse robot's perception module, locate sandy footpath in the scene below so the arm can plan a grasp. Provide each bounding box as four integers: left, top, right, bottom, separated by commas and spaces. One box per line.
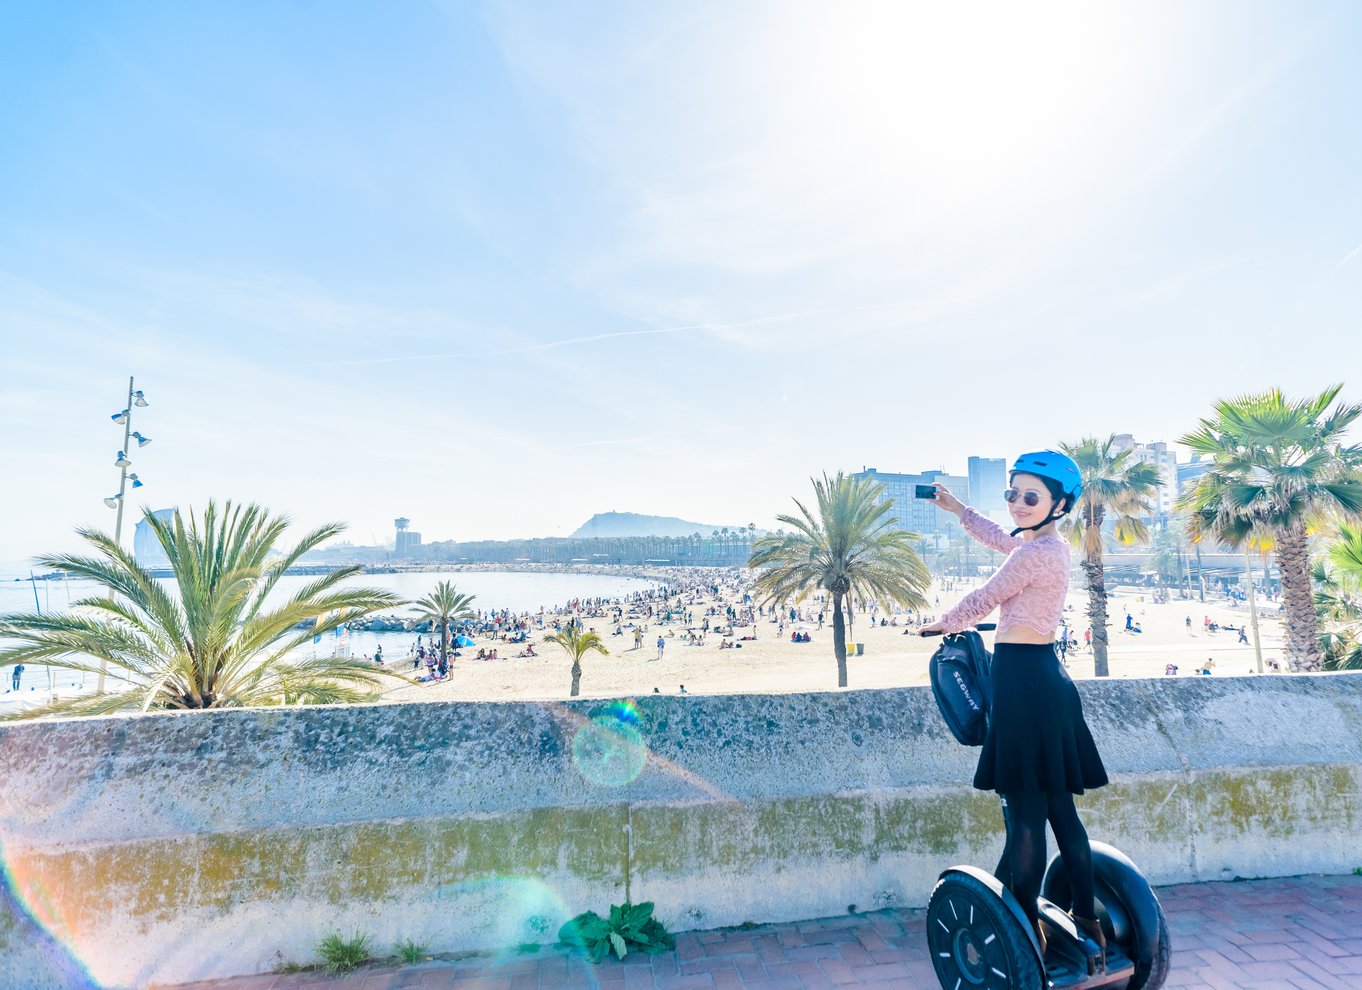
378, 576, 1288, 704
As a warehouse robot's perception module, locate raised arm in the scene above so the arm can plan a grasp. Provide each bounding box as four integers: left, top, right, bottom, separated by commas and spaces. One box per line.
938, 545, 1034, 633
959, 507, 1022, 555
928, 486, 1020, 555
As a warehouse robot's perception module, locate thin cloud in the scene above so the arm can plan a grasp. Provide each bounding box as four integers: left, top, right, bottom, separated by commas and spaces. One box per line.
1336, 242, 1362, 269
545, 435, 659, 451
328, 322, 708, 367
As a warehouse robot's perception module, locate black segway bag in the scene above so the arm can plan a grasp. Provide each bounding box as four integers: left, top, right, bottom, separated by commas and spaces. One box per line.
929, 630, 994, 746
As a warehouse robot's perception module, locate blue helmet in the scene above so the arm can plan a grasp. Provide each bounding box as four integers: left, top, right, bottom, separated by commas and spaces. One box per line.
1010, 449, 1083, 508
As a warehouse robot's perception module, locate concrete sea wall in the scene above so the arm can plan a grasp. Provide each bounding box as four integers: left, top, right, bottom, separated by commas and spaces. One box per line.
1, 673, 1359, 987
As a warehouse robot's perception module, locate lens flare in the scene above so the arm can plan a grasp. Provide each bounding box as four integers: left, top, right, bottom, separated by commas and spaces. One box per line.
600, 699, 641, 727
0, 851, 103, 988
433, 875, 599, 980
571, 705, 649, 788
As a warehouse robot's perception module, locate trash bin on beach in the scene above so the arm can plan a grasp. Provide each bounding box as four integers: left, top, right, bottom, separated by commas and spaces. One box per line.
855, 643, 865, 656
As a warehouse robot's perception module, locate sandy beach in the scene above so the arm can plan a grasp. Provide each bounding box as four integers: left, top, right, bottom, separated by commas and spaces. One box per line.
1, 566, 1291, 717
378, 572, 1290, 705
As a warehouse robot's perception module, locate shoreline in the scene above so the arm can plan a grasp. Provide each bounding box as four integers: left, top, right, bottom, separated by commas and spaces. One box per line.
355, 560, 696, 585
10, 559, 693, 586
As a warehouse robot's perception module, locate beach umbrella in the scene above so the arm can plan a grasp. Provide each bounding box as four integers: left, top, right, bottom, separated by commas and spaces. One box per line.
454, 634, 476, 648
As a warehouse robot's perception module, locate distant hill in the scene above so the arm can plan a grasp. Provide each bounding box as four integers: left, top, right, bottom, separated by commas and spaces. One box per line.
570, 512, 735, 539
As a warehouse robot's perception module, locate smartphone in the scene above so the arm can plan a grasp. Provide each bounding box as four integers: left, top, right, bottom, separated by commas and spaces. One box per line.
914, 484, 937, 499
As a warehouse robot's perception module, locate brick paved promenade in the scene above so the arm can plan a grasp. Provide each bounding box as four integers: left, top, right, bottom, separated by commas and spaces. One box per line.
168, 874, 1362, 990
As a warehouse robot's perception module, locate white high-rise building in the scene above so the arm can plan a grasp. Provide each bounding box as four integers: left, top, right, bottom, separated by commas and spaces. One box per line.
133, 508, 175, 569
1111, 434, 1179, 518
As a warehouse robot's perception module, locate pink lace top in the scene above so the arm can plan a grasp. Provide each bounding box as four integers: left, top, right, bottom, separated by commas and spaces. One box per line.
939, 508, 1070, 639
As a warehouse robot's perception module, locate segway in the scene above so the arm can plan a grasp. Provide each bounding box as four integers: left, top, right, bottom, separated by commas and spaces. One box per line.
922, 625, 1171, 989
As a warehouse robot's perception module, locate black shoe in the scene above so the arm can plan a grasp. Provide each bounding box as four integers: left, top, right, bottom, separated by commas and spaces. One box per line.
1069, 913, 1106, 975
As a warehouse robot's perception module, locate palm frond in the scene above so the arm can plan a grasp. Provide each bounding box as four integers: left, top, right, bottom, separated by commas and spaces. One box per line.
748, 471, 930, 613
1058, 436, 1159, 557
0, 688, 149, 722
0, 499, 410, 720
543, 626, 609, 661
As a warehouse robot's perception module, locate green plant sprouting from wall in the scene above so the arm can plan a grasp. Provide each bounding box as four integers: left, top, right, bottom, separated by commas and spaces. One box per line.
559, 901, 674, 961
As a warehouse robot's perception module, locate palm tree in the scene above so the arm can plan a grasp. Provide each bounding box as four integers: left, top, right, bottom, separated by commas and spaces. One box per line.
544, 624, 608, 697
1179, 385, 1362, 670
1060, 437, 1163, 677
1149, 525, 1186, 596
1314, 522, 1362, 670
0, 501, 408, 719
748, 471, 930, 688
1183, 504, 1276, 671
411, 581, 477, 672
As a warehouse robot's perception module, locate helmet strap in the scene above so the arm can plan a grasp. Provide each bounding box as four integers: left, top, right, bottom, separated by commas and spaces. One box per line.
1010, 507, 1068, 538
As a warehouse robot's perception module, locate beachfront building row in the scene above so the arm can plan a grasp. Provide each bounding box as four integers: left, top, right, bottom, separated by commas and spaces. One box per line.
854, 435, 1211, 547
1111, 435, 1228, 529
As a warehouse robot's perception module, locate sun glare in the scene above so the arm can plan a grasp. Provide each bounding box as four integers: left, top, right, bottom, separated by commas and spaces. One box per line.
755, 3, 1159, 218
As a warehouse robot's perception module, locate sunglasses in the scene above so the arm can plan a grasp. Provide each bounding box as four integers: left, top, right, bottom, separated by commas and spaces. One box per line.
1003, 488, 1044, 507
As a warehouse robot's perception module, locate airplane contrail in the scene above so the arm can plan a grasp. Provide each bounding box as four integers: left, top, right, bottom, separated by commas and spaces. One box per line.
329, 323, 710, 366
1336, 242, 1362, 269
328, 298, 956, 367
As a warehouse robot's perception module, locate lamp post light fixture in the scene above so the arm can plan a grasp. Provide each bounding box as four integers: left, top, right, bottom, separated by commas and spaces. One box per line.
99, 376, 153, 693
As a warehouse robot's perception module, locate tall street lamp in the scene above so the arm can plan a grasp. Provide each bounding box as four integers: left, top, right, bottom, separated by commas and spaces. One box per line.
100, 377, 153, 692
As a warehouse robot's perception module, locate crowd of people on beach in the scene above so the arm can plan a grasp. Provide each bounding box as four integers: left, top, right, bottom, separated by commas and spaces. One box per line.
367, 569, 790, 681
334, 562, 1292, 696
374, 573, 755, 682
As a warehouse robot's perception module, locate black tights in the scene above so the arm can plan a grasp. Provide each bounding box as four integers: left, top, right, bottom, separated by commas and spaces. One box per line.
996, 791, 1096, 924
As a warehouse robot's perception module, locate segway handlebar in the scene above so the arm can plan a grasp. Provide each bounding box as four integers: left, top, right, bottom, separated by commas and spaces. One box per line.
919, 622, 996, 638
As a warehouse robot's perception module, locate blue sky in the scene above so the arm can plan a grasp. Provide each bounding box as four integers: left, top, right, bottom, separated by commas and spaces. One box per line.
2, 1, 1360, 563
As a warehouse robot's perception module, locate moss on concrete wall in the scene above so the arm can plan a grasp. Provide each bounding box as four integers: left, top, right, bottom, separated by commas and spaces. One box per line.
1, 673, 1359, 987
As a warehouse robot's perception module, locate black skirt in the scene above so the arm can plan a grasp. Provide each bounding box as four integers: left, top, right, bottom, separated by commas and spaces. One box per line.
974, 642, 1109, 795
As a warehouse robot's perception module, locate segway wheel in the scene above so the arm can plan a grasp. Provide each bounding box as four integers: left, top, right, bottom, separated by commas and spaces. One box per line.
1128, 908, 1171, 990
1040, 842, 1172, 990
926, 872, 1043, 990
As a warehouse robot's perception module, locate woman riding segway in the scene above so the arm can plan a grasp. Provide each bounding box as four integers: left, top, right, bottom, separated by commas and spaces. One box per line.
920, 449, 1109, 974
